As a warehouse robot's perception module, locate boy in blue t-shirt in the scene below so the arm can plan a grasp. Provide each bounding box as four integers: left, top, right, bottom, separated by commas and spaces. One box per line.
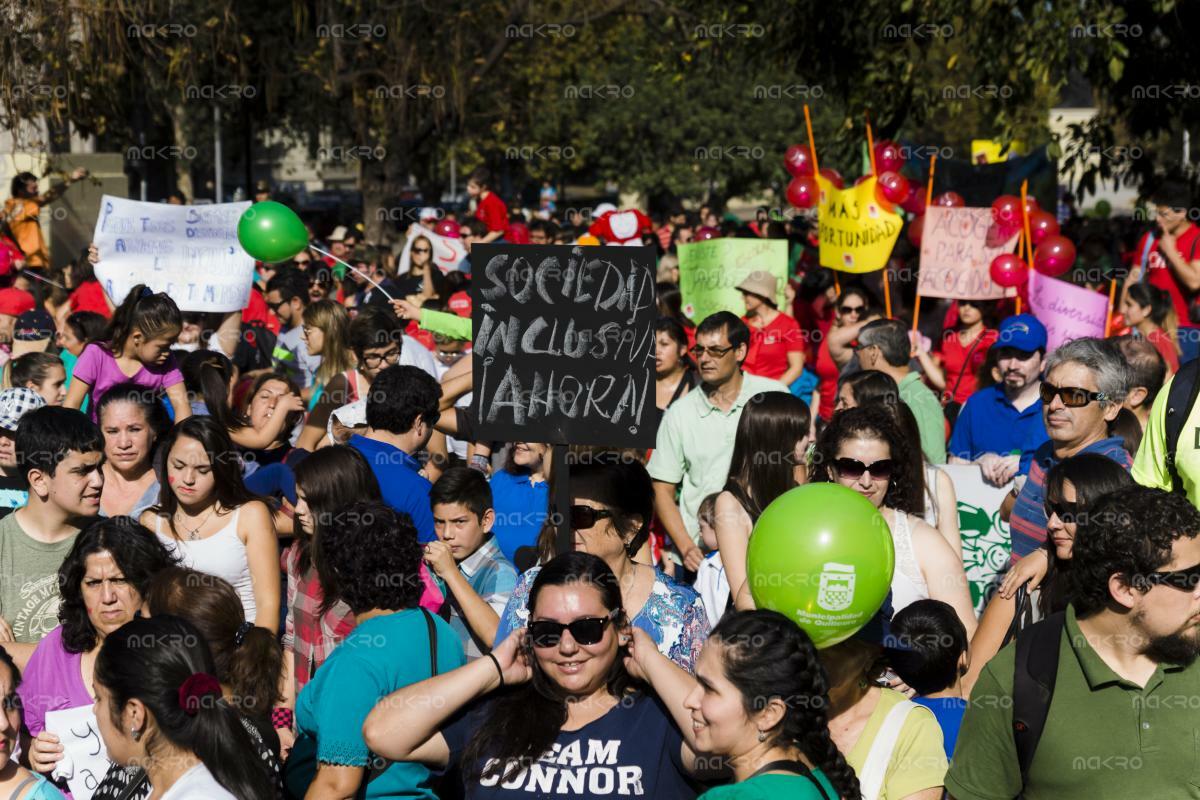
887, 599, 970, 761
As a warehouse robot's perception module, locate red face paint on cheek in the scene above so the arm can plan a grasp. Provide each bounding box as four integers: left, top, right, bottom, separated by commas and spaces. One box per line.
167, 476, 175, 485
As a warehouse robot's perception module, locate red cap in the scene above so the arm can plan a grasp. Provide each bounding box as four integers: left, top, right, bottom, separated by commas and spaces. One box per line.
0, 288, 35, 318
448, 290, 472, 318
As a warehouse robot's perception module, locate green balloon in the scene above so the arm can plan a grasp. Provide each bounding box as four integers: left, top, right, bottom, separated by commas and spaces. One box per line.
747, 483, 894, 648
237, 201, 308, 263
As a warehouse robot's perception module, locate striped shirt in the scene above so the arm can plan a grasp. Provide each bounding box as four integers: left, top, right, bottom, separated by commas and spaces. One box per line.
442, 535, 517, 661
1009, 437, 1131, 559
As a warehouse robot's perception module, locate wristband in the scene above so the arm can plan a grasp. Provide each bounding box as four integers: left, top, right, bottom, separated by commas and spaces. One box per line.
468, 454, 490, 473
486, 652, 505, 687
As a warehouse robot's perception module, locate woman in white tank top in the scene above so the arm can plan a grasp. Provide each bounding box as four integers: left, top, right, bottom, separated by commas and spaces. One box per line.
140, 416, 280, 631
813, 406, 978, 638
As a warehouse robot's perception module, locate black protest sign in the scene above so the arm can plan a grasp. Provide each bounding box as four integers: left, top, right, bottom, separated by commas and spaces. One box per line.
471, 244, 658, 448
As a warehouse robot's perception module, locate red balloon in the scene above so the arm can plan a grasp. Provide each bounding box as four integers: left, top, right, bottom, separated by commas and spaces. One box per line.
1029, 210, 1060, 245
874, 140, 904, 174
1034, 235, 1076, 276
819, 167, 845, 189
786, 176, 820, 209
876, 171, 911, 205
907, 214, 925, 247
991, 195, 1021, 228
784, 144, 815, 177
694, 226, 720, 242
934, 191, 964, 208
434, 219, 460, 238
989, 253, 1028, 288
901, 190, 927, 216
1024, 196, 1041, 216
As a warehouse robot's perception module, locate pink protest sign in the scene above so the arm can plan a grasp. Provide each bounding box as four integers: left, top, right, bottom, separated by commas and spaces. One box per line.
918, 207, 1019, 299
1027, 269, 1107, 353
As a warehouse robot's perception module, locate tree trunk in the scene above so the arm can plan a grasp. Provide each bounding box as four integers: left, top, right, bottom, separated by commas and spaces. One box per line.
361, 147, 408, 246
170, 101, 194, 202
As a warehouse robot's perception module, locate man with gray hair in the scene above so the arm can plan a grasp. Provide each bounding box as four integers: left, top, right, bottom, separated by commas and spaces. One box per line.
1006, 337, 1133, 561
857, 317, 946, 463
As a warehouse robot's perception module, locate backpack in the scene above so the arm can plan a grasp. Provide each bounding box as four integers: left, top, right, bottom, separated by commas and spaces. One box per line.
1164, 357, 1200, 494
1011, 611, 1066, 792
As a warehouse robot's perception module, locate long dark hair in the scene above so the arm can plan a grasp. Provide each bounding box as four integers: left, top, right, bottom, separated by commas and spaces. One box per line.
712, 611, 860, 799
58, 517, 178, 653
571, 459, 655, 557
840, 370, 899, 408
462, 552, 631, 782
152, 416, 258, 537
181, 350, 239, 431
724, 392, 811, 520
101, 284, 183, 357
812, 405, 923, 514
292, 445, 381, 574
656, 283, 695, 330
146, 567, 282, 721
237, 372, 304, 447
95, 615, 272, 800
1041, 453, 1135, 616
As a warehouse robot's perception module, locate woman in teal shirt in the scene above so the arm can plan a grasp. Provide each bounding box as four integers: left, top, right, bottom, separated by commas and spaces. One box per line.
628, 609, 859, 799
286, 500, 465, 799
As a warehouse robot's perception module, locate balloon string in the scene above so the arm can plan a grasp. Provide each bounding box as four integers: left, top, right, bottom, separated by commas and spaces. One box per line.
309, 245, 394, 302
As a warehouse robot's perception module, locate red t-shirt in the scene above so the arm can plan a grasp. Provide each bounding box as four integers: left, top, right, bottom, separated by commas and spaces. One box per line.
742, 312, 803, 381
69, 280, 111, 318
241, 288, 280, 334
1137, 225, 1200, 323
1147, 327, 1181, 373
815, 338, 839, 421
937, 328, 997, 404
475, 192, 509, 234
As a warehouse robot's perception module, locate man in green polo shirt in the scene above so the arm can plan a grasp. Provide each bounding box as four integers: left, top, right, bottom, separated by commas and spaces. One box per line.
856, 318, 946, 463
648, 311, 788, 572
947, 485, 1200, 799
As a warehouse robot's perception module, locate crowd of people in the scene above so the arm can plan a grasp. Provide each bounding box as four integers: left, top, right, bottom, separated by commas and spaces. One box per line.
0, 162, 1195, 800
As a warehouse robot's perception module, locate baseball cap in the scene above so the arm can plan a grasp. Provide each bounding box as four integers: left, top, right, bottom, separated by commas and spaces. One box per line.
11, 309, 55, 358
328, 225, 349, 242
0, 288, 35, 318
418, 207, 440, 221
996, 313, 1047, 353
0, 387, 46, 433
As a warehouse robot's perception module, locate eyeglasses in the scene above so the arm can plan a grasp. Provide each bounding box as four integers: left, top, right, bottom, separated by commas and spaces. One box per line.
412, 248, 431, 255
1044, 498, 1080, 524
1039, 382, 1108, 408
360, 348, 401, 368
1133, 562, 1200, 592
833, 457, 894, 481
958, 299, 979, 309
268, 299, 291, 314
570, 504, 613, 530
690, 344, 736, 359
839, 304, 865, 316
528, 612, 618, 648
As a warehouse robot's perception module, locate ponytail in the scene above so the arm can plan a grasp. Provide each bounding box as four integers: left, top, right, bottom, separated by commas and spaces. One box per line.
181, 350, 241, 430
101, 284, 183, 357
95, 615, 273, 800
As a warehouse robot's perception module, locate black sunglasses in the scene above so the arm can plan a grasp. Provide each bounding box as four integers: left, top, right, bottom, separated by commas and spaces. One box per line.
833, 457, 894, 481
1044, 499, 1080, 524
690, 344, 736, 359
1039, 382, 1107, 408
411, 247, 432, 254
1132, 563, 1200, 592
570, 504, 613, 530
839, 304, 865, 315
528, 612, 617, 648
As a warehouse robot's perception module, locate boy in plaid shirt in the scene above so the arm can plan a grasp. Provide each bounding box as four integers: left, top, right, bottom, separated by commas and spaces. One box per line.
424, 466, 518, 660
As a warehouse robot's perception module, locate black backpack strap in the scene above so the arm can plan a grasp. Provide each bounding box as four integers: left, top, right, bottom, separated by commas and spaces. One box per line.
747, 760, 830, 800
1165, 359, 1200, 493
422, 608, 439, 676
1012, 611, 1066, 788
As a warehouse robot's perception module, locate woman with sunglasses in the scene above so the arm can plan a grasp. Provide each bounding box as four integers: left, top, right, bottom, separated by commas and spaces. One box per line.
363, 552, 702, 799
715, 392, 812, 616
964, 453, 1134, 694
494, 460, 710, 670
813, 406, 977, 636
817, 286, 878, 421
916, 298, 999, 407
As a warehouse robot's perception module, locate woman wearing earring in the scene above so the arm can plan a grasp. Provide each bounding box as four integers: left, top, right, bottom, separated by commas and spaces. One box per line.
494, 460, 710, 671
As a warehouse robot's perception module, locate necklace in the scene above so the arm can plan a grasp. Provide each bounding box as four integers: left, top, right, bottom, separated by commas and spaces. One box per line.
175, 505, 218, 541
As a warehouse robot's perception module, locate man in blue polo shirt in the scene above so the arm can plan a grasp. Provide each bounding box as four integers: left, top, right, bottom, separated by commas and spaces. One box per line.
349, 364, 439, 542
949, 314, 1049, 486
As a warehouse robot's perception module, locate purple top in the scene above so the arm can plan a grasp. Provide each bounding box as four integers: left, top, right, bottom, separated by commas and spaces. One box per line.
72, 342, 183, 420
18, 626, 91, 737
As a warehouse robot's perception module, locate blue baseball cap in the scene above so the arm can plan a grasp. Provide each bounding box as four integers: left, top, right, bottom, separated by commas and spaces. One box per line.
996, 313, 1047, 353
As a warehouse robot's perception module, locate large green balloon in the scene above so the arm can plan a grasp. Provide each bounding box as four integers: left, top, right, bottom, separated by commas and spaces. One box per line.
747, 483, 894, 648
237, 201, 308, 263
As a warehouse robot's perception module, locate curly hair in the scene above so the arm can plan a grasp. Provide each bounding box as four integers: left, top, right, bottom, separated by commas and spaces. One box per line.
313, 500, 423, 615
58, 516, 178, 653
1069, 486, 1200, 618
811, 405, 923, 514
713, 610, 860, 799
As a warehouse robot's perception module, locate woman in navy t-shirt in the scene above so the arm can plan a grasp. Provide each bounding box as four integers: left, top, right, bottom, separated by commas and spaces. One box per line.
363, 552, 699, 799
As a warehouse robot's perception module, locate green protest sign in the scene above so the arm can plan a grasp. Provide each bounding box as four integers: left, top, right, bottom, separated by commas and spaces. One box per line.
677, 239, 788, 324
941, 464, 1013, 613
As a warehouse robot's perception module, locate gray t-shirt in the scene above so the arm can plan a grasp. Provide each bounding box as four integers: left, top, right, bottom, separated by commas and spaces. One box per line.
0, 513, 78, 643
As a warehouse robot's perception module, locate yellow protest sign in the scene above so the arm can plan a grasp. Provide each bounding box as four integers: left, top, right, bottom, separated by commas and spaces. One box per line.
816, 175, 903, 273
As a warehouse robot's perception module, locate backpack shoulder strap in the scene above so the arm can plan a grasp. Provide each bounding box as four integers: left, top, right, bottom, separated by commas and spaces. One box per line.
1012, 611, 1067, 788
1165, 360, 1200, 493
858, 698, 917, 800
